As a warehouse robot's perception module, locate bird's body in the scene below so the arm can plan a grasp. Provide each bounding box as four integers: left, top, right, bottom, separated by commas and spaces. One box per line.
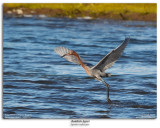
54, 38, 130, 103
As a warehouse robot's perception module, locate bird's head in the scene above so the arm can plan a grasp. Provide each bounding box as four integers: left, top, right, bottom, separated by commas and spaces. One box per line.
68, 50, 76, 55
62, 50, 77, 57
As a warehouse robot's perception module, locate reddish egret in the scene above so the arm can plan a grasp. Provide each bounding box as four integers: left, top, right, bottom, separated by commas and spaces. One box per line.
54, 38, 130, 103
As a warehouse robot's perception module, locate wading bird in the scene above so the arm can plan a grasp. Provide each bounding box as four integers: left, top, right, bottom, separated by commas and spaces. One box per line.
54, 38, 130, 103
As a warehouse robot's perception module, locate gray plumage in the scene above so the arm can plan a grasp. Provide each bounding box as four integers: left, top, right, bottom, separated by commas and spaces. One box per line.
54, 38, 130, 103
54, 46, 81, 65
91, 38, 130, 71
54, 46, 89, 66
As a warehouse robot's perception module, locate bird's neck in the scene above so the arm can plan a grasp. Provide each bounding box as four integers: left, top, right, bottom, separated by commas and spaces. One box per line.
73, 52, 90, 75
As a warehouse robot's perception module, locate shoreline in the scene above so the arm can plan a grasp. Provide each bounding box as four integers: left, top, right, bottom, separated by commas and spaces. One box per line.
3, 3, 157, 22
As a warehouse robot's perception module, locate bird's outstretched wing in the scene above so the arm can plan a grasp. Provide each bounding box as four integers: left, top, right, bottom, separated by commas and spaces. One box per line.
54, 47, 80, 64
91, 38, 130, 71
54, 46, 93, 66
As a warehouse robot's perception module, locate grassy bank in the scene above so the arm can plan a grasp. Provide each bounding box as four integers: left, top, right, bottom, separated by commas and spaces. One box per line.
3, 3, 157, 21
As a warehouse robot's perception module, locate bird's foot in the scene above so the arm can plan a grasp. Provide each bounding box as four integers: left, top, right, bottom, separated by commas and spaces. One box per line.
107, 98, 112, 104
106, 73, 112, 77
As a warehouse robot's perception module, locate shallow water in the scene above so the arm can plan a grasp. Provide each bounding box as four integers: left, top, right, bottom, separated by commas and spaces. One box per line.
3, 16, 157, 119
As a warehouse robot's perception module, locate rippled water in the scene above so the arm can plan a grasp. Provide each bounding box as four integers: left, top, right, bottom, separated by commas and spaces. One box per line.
3, 16, 157, 119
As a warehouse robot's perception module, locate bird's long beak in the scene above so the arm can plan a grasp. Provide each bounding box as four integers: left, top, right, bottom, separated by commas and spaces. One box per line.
61, 53, 70, 58
61, 54, 67, 58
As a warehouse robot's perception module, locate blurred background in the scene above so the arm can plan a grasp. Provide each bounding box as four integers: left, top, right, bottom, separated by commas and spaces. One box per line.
4, 3, 156, 21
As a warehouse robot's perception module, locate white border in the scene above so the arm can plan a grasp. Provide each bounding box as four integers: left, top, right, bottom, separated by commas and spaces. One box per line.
0, 0, 159, 128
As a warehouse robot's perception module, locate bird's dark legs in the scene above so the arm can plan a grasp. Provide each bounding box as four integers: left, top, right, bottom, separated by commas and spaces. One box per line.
100, 79, 112, 103
106, 83, 112, 104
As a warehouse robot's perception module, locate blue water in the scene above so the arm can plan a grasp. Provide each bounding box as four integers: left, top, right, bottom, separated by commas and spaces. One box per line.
3, 16, 157, 119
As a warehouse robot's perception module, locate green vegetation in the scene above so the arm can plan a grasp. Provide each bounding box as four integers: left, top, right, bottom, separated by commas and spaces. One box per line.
4, 3, 156, 13
3, 3, 157, 21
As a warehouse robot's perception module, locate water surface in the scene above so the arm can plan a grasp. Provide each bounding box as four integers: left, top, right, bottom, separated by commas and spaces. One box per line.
3, 16, 157, 119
